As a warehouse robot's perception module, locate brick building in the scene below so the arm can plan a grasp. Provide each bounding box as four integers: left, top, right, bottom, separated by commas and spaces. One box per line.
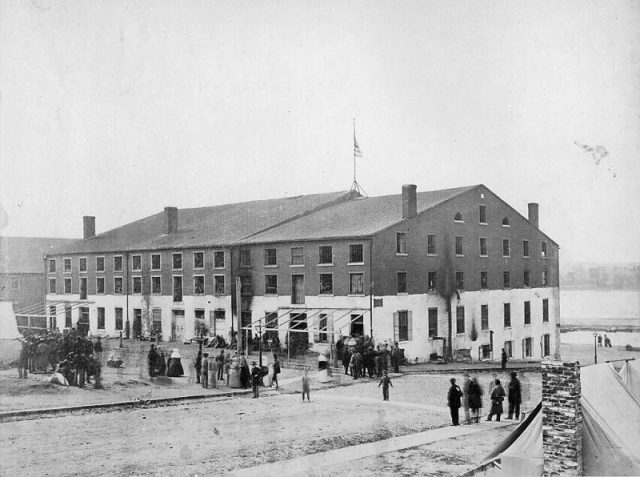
45, 184, 560, 361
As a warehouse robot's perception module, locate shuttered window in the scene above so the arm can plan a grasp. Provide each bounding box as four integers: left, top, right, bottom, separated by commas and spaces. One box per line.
393, 311, 412, 342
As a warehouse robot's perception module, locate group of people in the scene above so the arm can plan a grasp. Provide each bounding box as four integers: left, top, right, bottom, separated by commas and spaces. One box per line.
17, 330, 104, 388
340, 340, 403, 380
597, 334, 613, 348
447, 371, 522, 425
146, 345, 186, 378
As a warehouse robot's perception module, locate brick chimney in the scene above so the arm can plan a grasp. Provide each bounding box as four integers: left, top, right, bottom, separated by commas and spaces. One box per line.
528, 203, 539, 229
165, 207, 178, 234
402, 184, 417, 219
83, 216, 96, 239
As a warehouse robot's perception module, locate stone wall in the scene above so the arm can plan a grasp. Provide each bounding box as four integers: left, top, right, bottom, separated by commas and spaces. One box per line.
541, 360, 582, 476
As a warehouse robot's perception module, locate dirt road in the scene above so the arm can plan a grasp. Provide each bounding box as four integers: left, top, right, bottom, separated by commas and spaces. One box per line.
2, 373, 537, 476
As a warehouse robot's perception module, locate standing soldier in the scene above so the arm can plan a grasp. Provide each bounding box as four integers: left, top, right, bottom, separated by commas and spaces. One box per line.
447, 377, 463, 426
378, 371, 393, 401
251, 362, 261, 398
462, 372, 472, 424
201, 353, 209, 389
216, 350, 225, 381
501, 348, 508, 371
18, 339, 29, 378
486, 378, 506, 421
93, 336, 103, 365
507, 371, 522, 420
195, 350, 202, 384
301, 367, 311, 402
209, 354, 217, 389
148, 344, 159, 379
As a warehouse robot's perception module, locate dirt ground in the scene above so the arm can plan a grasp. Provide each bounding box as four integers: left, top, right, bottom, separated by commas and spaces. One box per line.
0, 373, 530, 477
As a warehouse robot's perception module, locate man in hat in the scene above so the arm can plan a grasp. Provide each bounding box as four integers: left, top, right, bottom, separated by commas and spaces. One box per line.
462, 372, 472, 424
507, 371, 522, 420
447, 377, 463, 426
250, 361, 261, 398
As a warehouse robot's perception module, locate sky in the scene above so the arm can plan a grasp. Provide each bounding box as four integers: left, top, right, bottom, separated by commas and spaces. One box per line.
1, 0, 639, 264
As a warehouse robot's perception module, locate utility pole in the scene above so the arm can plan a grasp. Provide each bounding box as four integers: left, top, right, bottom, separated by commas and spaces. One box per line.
258, 319, 263, 367
236, 277, 242, 356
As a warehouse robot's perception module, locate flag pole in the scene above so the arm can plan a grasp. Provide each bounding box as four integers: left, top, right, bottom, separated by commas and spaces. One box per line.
353, 118, 357, 184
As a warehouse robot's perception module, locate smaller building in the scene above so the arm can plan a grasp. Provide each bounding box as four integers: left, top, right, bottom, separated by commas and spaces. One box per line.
0, 236, 76, 331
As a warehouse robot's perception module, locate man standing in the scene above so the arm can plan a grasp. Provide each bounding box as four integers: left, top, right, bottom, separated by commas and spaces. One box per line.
216, 350, 225, 381
462, 373, 472, 424
201, 353, 209, 389
18, 339, 29, 378
507, 371, 522, 420
447, 377, 463, 426
272, 354, 281, 390
148, 344, 159, 379
251, 361, 261, 398
391, 342, 401, 373
342, 347, 351, 376
501, 348, 508, 371
195, 350, 202, 384
487, 378, 506, 421
378, 371, 393, 401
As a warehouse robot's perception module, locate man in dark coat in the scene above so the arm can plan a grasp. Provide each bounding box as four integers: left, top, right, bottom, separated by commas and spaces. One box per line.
148, 345, 159, 378
18, 339, 29, 378
487, 378, 506, 421
501, 348, 508, 370
342, 348, 352, 376
250, 362, 261, 398
447, 377, 463, 426
195, 350, 202, 384
468, 377, 483, 423
507, 371, 522, 420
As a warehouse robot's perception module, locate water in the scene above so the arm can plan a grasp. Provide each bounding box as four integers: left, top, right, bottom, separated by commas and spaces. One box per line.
561, 289, 640, 346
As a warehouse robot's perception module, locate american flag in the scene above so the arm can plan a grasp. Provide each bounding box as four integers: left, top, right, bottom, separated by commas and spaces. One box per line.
354, 136, 363, 158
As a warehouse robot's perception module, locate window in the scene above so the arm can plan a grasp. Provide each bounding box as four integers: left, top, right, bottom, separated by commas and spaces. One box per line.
504, 303, 511, 328
173, 276, 183, 302
96, 277, 105, 294
456, 306, 465, 334
396, 233, 407, 254
481, 304, 489, 330
454, 212, 463, 222
214, 309, 226, 322
543, 334, 551, 357
80, 277, 87, 299
49, 278, 56, 294
265, 274, 278, 295
317, 314, 328, 343
96, 257, 105, 272
133, 276, 142, 294
152, 276, 162, 294
504, 340, 513, 358
523, 240, 530, 258
319, 273, 333, 294
502, 217, 510, 227
97, 307, 105, 330
79, 257, 87, 272
64, 278, 72, 294
49, 259, 56, 273
481, 271, 488, 290
479, 237, 487, 256
64, 258, 71, 273
349, 273, 364, 295
541, 241, 548, 258
427, 234, 436, 255
194, 275, 205, 295
523, 301, 532, 325
428, 308, 438, 337
194, 309, 206, 335
542, 270, 548, 286
455, 271, 464, 290
49, 306, 57, 329
503, 271, 511, 288
264, 248, 277, 266
427, 271, 437, 292
502, 239, 510, 257
10, 277, 19, 290
114, 255, 123, 272
115, 307, 123, 330
543, 298, 549, 322
455, 236, 463, 256
238, 249, 251, 267
290, 247, 303, 266
350, 314, 364, 337
523, 337, 533, 358
318, 246, 332, 265
172, 253, 183, 270
349, 244, 363, 263
240, 276, 252, 295
132, 255, 142, 271
65, 306, 72, 328
194, 252, 204, 269
214, 251, 225, 268
114, 277, 123, 294
291, 274, 305, 304
479, 205, 487, 224
214, 275, 225, 295
151, 254, 161, 270
397, 272, 407, 293
152, 309, 162, 336
395, 310, 411, 342
523, 270, 530, 287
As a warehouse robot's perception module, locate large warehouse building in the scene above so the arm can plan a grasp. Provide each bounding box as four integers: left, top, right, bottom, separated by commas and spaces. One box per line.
45, 184, 560, 362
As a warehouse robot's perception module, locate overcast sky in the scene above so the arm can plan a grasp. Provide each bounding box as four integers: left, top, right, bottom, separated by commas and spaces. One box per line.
1, 0, 639, 264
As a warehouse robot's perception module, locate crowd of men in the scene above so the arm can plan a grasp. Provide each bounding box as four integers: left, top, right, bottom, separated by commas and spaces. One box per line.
17, 330, 103, 388
338, 336, 404, 380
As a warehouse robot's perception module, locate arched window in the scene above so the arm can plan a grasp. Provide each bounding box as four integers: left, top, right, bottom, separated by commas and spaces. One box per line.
454, 212, 463, 222
502, 217, 510, 226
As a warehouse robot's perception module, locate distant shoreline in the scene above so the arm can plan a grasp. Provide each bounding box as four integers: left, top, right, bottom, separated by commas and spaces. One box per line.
561, 323, 640, 333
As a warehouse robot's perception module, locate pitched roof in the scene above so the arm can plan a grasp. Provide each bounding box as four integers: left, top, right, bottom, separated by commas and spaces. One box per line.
0, 237, 77, 273
238, 185, 478, 243
48, 191, 351, 255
